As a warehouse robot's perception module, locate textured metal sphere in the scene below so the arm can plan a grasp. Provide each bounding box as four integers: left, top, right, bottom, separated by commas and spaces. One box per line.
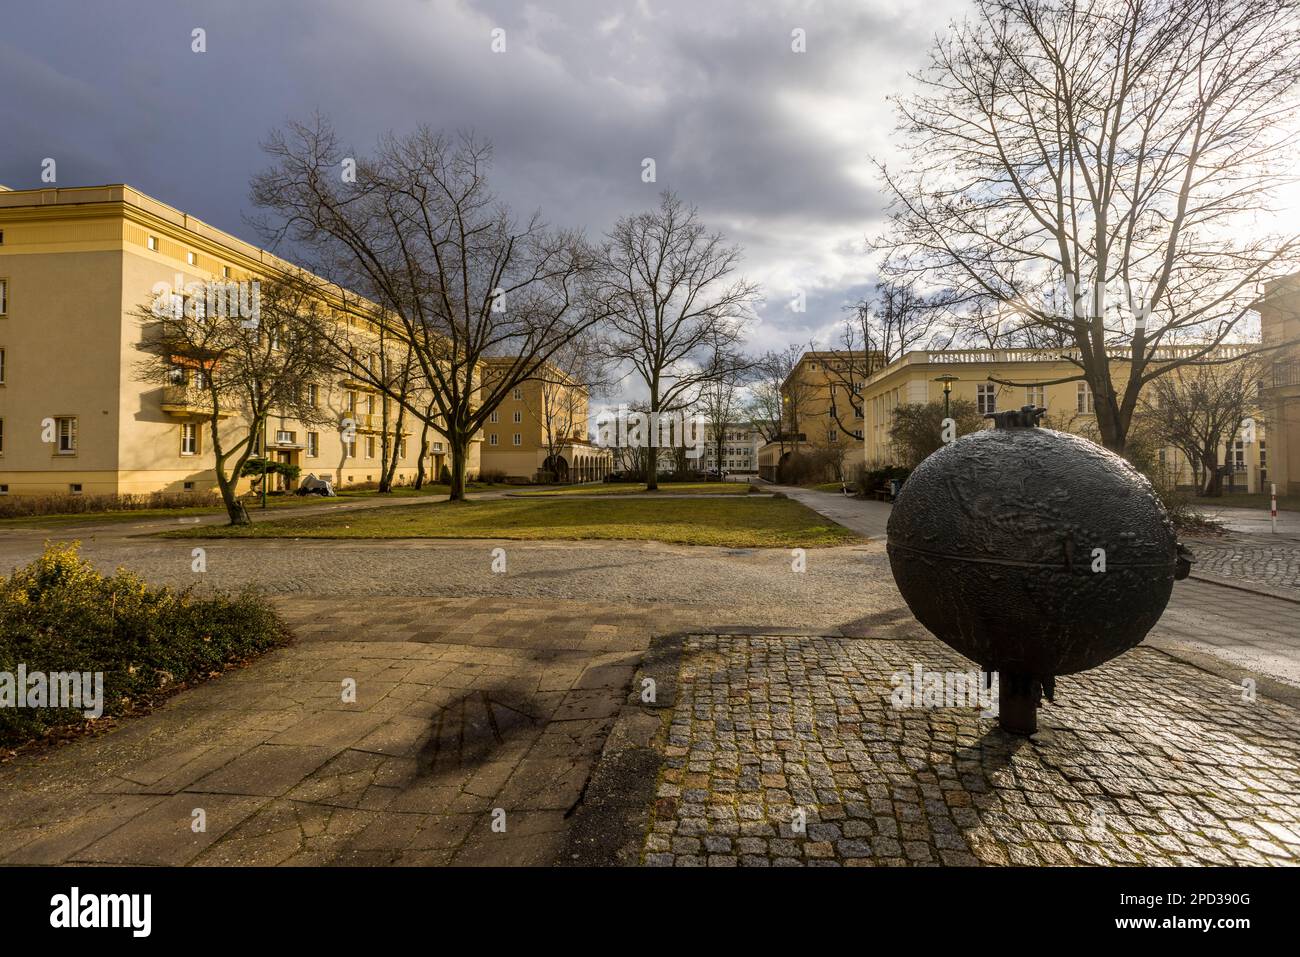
887, 424, 1183, 679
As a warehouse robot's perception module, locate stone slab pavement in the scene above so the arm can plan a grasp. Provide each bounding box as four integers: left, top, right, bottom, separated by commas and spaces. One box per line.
0, 598, 708, 866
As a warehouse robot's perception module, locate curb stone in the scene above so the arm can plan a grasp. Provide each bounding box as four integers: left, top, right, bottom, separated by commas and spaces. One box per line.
561, 632, 686, 866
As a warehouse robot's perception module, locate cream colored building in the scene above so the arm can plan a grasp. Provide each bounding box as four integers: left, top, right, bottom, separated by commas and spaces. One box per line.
478, 357, 611, 482
1257, 275, 1300, 496
756, 350, 876, 481
859, 345, 1267, 493
0, 184, 477, 497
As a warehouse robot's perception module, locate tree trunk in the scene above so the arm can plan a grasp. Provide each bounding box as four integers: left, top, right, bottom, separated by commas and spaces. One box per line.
448, 435, 469, 502
644, 443, 658, 491
380, 402, 406, 491
1201, 451, 1223, 497
214, 468, 250, 526
414, 420, 431, 490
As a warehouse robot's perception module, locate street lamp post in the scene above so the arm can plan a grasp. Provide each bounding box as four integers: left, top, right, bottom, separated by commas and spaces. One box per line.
933, 374, 957, 420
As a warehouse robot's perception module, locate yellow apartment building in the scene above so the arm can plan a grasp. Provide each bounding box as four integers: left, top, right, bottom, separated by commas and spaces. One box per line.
858, 344, 1269, 493
478, 357, 611, 482
0, 184, 478, 497
1257, 274, 1300, 496
756, 350, 876, 481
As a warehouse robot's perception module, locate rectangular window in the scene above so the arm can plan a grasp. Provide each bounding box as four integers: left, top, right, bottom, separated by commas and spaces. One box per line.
308, 384, 319, 407
828, 429, 838, 443
276, 430, 294, 445
56, 416, 77, 453
147, 236, 159, 251
222, 265, 231, 279
69, 483, 83, 494
0, 347, 5, 383
366, 394, 376, 415
512, 433, 521, 446
0, 417, 4, 454
1026, 385, 1045, 408
399, 439, 407, 458
0, 279, 7, 315
489, 410, 499, 423
512, 410, 522, 423
348, 391, 357, 413
489, 433, 498, 446
366, 436, 376, 458
976, 384, 996, 415
346, 438, 356, 459
1076, 381, 1094, 414
307, 432, 319, 457
187, 251, 196, 265
513, 388, 522, 400
180, 422, 198, 456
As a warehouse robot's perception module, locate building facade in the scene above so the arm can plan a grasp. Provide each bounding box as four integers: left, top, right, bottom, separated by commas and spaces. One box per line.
755, 351, 876, 482
478, 358, 611, 482
701, 422, 764, 475
1257, 275, 1300, 496
858, 345, 1268, 493
0, 184, 477, 497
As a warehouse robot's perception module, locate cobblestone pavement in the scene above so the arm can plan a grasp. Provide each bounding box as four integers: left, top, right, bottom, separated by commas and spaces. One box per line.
1183, 533, 1300, 591
634, 634, 1300, 867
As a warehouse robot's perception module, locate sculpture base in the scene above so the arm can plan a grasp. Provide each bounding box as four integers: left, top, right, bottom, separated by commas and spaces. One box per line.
998, 672, 1042, 735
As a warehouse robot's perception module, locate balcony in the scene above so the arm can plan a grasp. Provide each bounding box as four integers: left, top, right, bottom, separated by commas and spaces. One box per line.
1272, 361, 1300, 389
160, 385, 236, 418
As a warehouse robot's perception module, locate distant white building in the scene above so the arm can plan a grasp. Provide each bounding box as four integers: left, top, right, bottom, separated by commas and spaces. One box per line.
702, 422, 765, 475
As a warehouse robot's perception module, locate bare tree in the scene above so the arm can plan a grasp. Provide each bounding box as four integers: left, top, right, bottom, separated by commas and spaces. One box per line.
600, 192, 759, 490
876, 0, 1300, 454
250, 118, 609, 500
1141, 355, 1264, 495
527, 339, 611, 482
746, 345, 814, 462
135, 277, 329, 525
699, 346, 749, 474
822, 280, 945, 438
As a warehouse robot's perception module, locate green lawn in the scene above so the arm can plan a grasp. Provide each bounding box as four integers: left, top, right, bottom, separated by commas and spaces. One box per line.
512, 482, 753, 497
0, 483, 502, 528
161, 496, 860, 547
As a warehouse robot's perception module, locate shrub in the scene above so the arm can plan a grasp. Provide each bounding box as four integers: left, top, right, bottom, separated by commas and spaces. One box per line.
0, 490, 222, 520
438, 465, 452, 485
888, 399, 985, 467
1144, 466, 1220, 534
479, 469, 509, 484
862, 465, 911, 494
0, 543, 289, 751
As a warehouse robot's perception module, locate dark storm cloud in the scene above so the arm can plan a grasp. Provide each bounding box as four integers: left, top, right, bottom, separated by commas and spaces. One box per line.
0, 0, 969, 350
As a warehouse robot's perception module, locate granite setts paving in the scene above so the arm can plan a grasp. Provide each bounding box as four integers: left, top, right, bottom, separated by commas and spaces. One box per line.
1186, 534, 1300, 590
639, 635, 1300, 867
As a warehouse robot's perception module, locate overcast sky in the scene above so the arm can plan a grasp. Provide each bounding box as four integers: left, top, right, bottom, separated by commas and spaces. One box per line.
1, 0, 976, 359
